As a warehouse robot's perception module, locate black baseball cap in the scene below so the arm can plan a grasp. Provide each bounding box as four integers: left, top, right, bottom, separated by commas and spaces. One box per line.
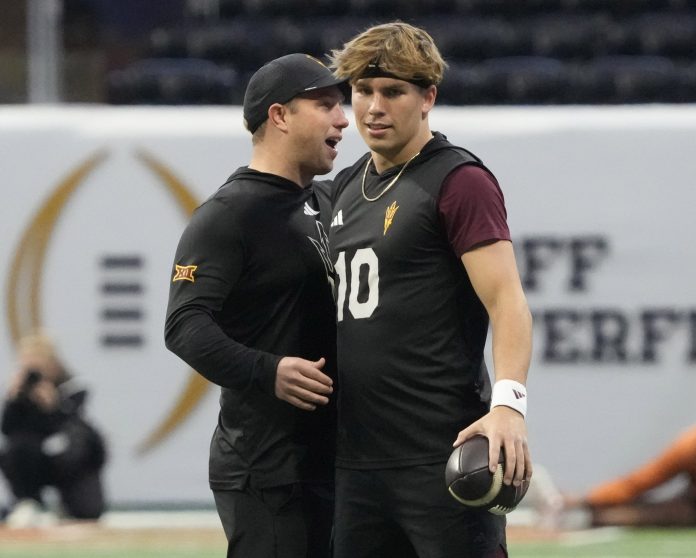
243, 53, 348, 133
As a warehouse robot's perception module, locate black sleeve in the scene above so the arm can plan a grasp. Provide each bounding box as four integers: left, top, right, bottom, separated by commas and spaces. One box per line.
164, 198, 281, 394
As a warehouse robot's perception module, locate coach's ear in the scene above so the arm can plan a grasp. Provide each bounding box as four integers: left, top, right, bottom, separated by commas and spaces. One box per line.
268, 103, 290, 133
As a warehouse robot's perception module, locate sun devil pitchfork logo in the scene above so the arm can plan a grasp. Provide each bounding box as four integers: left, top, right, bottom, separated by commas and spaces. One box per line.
384, 200, 399, 235
5, 149, 208, 455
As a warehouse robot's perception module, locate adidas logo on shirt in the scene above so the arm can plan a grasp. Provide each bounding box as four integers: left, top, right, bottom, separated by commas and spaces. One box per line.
331, 210, 344, 227
304, 202, 319, 216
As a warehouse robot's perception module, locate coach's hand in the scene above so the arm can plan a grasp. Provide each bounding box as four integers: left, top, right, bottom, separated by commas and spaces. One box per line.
275, 357, 333, 411
452, 406, 532, 488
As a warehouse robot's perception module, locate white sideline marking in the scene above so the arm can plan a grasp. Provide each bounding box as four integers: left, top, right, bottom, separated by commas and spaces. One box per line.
101, 510, 220, 529
562, 526, 626, 546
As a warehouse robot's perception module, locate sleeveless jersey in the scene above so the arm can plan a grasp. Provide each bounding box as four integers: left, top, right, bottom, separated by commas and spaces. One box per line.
328, 133, 496, 469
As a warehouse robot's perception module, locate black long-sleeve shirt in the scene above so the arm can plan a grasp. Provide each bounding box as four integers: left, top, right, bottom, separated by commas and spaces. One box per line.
165, 167, 336, 490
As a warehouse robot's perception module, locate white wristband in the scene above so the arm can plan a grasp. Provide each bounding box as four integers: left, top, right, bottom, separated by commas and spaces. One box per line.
491, 379, 527, 418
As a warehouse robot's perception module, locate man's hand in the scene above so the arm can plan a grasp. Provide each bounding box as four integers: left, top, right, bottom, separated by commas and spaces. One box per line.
453, 406, 532, 487
275, 357, 333, 411
7, 368, 28, 399
30, 379, 59, 411
7, 368, 58, 411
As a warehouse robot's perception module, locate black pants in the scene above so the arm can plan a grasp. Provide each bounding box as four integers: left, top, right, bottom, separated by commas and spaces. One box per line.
213, 481, 333, 558
0, 432, 105, 519
333, 464, 507, 558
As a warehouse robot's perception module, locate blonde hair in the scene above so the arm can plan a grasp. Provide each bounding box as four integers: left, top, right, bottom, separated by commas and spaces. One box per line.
18, 332, 58, 363
16, 331, 69, 379
329, 21, 447, 86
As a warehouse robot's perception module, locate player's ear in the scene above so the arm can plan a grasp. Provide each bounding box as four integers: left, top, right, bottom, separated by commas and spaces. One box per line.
268, 103, 289, 132
421, 85, 437, 116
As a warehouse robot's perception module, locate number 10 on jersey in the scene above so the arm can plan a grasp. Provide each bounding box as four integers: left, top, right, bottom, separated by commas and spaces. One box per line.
334, 248, 379, 321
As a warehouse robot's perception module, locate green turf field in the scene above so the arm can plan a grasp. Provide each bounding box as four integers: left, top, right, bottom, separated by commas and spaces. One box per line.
2, 552, 221, 558
3, 528, 696, 558
0, 526, 226, 558
512, 528, 696, 557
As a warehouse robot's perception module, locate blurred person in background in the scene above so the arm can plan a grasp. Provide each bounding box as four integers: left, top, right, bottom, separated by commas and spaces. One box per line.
326, 22, 532, 558
563, 425, 696, 527
0, 332, 107, 527
164, 53, 348, 558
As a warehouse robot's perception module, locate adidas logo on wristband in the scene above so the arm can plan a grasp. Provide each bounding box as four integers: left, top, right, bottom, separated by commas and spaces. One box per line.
491, 379, 527, 418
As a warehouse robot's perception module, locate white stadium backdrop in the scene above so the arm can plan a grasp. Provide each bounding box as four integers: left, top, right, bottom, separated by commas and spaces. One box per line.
0, 105, 695, 506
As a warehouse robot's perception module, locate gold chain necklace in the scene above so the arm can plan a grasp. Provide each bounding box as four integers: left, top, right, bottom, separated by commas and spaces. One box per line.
361, 151, 420, 202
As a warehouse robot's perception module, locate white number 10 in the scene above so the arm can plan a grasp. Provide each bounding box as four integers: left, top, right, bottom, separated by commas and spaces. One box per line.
335, 248, 379, 321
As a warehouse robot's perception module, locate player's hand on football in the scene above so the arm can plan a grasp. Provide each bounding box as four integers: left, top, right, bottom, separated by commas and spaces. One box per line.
275, 356, 333, 411
452, 406, 532, 487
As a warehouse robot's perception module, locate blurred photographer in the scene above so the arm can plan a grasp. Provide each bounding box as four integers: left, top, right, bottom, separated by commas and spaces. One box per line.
0, 333, 107, 526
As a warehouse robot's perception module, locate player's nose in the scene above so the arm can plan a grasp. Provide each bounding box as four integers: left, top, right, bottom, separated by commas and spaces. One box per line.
368, 93, 386, 114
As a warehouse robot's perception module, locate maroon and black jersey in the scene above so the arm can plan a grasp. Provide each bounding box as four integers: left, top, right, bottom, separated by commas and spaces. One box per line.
165, 167, 336, 490
327, 132, 510, 469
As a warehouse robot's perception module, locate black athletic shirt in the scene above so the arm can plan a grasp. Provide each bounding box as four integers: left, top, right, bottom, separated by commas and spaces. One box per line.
165, 167, 336, 490
326, 132, 509, 469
